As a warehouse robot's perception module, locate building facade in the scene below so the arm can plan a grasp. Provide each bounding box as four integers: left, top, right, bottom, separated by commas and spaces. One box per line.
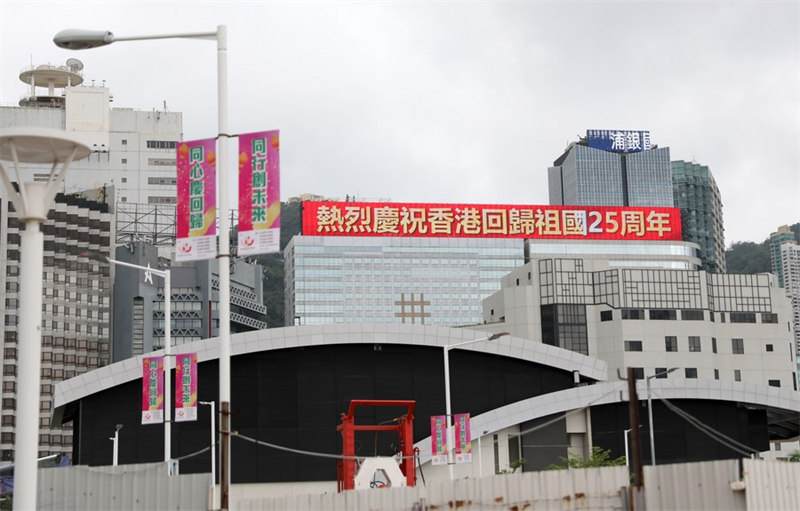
284, 235, 525, 327
111, 240, 267, 363
769, 225, 796, 288
0, 194, 113, 461
483, 257, 797, 389
0, 61, 183, 206
780, 242, 800, 357
548, 131, 674, 208
671, 160, 726, 273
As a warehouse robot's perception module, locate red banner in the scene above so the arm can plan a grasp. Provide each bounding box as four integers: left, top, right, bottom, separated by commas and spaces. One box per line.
302, 201, 682, 241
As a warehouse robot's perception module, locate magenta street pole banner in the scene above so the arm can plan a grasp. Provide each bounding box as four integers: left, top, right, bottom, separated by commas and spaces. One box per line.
175, 353, 198, 422
176, 138, 217, 261
430, 415, 448, 465
141, 357, 164, 425
454, 413, 472, 463
238, 130, 280, 256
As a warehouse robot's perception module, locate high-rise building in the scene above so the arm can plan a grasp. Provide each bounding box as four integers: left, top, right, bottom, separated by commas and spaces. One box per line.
769, 225, 796, 287
671, 160, 726, 273
780, 241, 800, 357
0, 61, 182, 205
0, 193, 113, 461
548, 130, 674, 208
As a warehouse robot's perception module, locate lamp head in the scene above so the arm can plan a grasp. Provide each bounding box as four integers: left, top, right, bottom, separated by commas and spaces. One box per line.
54, 29, 115, 50
488, 332, 510, 341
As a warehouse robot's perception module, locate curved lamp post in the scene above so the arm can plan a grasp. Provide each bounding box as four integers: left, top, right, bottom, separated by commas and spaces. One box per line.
55, 26, 234, 509
0, 127, 90, 511
443, 332, 509, 480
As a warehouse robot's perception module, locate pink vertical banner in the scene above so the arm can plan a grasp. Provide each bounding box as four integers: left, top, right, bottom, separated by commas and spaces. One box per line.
238, 130, 280, 256
174, 353, 198, 422
454, 413, 472, 463
176, 138, 217, 261
430, 415, 448, 465
141, 356, 164, 425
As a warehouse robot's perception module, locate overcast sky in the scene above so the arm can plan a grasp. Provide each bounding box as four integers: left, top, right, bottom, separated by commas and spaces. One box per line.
1, 0, 798, 245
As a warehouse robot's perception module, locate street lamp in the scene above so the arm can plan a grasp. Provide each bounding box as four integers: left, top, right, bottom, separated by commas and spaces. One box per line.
55, 26, 234, 509
111, 424, 123, 466
199, 401, 217, 510
0, 127, 90, 511
85, 252, 173, 466
443, 332, 509, 480
646, 367, 678, 466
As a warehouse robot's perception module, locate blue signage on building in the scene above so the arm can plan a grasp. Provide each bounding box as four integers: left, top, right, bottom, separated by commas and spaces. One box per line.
586, 129, 651, 153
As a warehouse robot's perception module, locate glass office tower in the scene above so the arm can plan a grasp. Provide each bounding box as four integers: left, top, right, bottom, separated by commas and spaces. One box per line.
284, 236, 524, 326
671, 160, 726, 273
548, 142, 674, 208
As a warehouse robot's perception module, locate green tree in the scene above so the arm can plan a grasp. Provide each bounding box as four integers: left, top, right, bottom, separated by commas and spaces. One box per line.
725, 241, 770, 274
788, 450, 800, 462
546, 446, 626, 470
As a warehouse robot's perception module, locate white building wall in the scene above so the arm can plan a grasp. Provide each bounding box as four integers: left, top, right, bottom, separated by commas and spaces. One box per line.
484, 257, 798, 389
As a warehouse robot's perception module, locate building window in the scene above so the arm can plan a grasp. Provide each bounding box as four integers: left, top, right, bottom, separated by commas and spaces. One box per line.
681, 309, 704, 321
761, 313, 778, 323
654, 367, 669, 379
624, 340, 642, 352
600, 310, 613, 322
146, 140, 177, 149
734, 369, 741, 382
766, 344, 773, 352
665, 336, 678, 352
621, 308, 645, 320
768, 379, 781, 387
714, 369, 719, 380
712, 337, 717, 354
650, 309, 677, 320
685, 368, 698, 379
633, 368, 644, 380
688, 336, 701, 352
730, 312, 756, 323
732, 338, 744, 354
121, 158, 127, 164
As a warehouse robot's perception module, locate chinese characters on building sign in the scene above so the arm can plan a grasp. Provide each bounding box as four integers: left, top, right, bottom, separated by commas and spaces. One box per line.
176, 138, 217, 261
175, 353, 198, 422
238, 130, 281, 256
141, 356, 164, 425
454, 413, 472, 464
430, 415, 448, 465
586, 129, 652, 153
303, 201, 682, 241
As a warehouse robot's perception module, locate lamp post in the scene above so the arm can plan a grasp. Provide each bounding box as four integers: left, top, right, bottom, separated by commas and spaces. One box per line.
55, 26, 234, 509
646, 367, 678, 466
443, 332, 508, 480
200, 401, 217, 510
90, 253, 172, 465
0, 127, 90, 511
111, 424, 123, 466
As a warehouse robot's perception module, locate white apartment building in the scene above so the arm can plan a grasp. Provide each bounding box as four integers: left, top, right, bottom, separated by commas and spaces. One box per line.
0, 60, 182, 205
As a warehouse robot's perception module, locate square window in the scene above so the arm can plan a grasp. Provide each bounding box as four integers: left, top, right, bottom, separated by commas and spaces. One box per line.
766, 344, 773, 352
685, 368, 698, 378
624, 340, 642, 352
688, 336, 701, 352
665, 336, 678, 352
732, 338, 744, 354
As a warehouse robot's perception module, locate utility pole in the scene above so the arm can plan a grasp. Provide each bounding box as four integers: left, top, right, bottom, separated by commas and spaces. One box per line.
627, 367, 644, 488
